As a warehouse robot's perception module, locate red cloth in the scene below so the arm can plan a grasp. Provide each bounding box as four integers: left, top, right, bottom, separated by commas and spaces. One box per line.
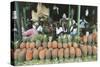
23, 28, 38, 37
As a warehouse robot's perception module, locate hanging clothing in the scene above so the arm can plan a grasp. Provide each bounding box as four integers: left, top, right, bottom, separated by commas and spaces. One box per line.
32, 25, 36, 29
22, 28, 38, 37
37, 25, 43, 33
60, 13, 68, 23
70, 27, 77, 35
63, 28, 67, 33
70, 23, 77, 35
56, 27, 63, 35
80, 19, 88, 28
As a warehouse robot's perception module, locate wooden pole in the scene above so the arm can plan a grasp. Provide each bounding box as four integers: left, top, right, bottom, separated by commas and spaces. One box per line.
15, 2, 22, 40
68, 5, 71, 19
68, 5, 71, 33
23, 7, 27, 30
77, 5, 81, 37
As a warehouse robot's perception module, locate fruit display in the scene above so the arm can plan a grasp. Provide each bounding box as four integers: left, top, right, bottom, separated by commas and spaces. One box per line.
12, 32, 97, 65
11, 2, 97, 66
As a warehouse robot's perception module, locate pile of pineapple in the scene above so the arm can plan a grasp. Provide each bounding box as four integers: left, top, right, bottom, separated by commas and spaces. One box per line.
12, 31, 97, 65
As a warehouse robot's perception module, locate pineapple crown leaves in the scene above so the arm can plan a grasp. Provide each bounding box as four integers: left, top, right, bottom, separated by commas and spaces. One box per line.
48, 36, 52, 42
63, 34, 67, 38
62, 34, 68, 43
43, 34, 48, 42
67, 35, 72, 42
74, 35, 80, 43
31, 34, 43, 42
57, 36, 62, 42
22, 37, 31, 43
14, 40, 20, 49
87, 34, 93, 43
14, 41, 19, 45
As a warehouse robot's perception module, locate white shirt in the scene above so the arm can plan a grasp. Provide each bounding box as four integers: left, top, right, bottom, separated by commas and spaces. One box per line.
63, 28, 67, 32
32, 25, 36, 29
80, 19, 88, 28
56, 27, 63, 35
73, 28, 77, 34
86, 31, 89, 36
70, 28, 77, 35
37, 25, 43, 32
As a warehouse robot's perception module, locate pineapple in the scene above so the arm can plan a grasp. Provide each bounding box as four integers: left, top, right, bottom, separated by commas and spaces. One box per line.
81, 45, 87, 56
64, 48, 69, 62
80, 45, 88, 61
45, 49, 52, 59
52, 48, 58, 63
73, 42, 78, 49
92, 32, 97, 45
22, 48, 27, 52
87, 34, 92, 45
87, 45, 92, 56
87, 34, 93, 57
38, 46, 43, 52
47, 36, 52, 48
30, 41, 36, 49
36, 40, 41, 48
45, 48, 52, 63
25, 38, 31, 49
26, 41, 30, 49
14, 49, 21, 61
69, 47, 75, 58
58, 36, 63, 48
83, 35, 88, 44
80, 35, 83, 44
92, 45, 97, 59
67, 35, 72, 47
92, 27, 97, 60
87, 45, 92, 61
92, 25, 97, 44
73, 35, 79, 48
14, 41, 20, 49
26, 48, 33, 61
75, 48, 82, 62
39, 48, 46, 61
69, 47, 75, 62
42, 34, 48, 48
62, 34, 68, 49
17, 48, 26, 62
87, 34, 93, 60
33, 34, 43, 48
33, 48, 39, 60
52, 41, 58, 49
58, 48, 64, 62
39, 50, 45, 64
75, 48, 81, 57
23, 38, 30, 49
20, 41, 26, 49
68, 42, 72, 48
